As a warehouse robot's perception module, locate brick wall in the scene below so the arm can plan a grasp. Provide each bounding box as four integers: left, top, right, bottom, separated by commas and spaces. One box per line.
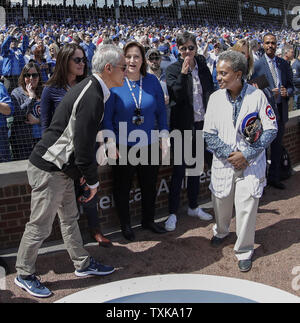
0, 165, 211, 250
0, 116, 299, 251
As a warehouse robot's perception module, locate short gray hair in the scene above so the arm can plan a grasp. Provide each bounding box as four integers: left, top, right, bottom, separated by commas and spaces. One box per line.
92, 45, 124, 74
218, 50, 248, 78
282, 44, 293, 56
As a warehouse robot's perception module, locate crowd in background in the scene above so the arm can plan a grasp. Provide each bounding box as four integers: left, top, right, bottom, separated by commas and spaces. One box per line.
0, 3, 299, 163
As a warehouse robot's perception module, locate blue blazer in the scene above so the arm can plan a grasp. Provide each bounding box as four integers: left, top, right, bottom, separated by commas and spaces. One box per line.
252, 55, 293, 124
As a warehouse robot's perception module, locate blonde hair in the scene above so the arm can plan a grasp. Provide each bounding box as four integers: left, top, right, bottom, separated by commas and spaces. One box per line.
49, 43, 60, 56
231, 39, 254, 79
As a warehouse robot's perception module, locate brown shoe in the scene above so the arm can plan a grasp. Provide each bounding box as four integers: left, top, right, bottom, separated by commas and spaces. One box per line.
90, 229, 112, 248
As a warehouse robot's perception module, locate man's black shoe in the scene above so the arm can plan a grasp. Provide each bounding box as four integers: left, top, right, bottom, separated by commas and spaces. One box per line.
267, 180, 286, 190
238, 259, 252, 272
121, 224, 135, 241
210, 235, 228, 248
142, 222, 167, 234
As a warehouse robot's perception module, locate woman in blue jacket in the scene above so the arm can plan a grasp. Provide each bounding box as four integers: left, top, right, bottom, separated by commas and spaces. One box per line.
103, 41, 169, 241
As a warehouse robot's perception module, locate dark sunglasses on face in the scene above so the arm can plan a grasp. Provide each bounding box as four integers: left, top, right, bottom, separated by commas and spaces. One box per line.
24, 73, 39, 79
72, 57, 87, 64
148, 56, 160, 62
179, 45, 195, 52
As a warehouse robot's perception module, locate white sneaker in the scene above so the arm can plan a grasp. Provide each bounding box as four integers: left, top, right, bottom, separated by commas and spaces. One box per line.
187, 206, 213, 221
165, 214, 177, 231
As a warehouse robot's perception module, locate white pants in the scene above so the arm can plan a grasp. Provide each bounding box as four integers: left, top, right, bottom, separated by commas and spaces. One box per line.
212, 170, 259, 261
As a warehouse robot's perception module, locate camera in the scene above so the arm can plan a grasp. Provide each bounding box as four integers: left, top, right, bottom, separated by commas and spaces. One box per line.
132, 115, 144, 126
132, 109, 144, 126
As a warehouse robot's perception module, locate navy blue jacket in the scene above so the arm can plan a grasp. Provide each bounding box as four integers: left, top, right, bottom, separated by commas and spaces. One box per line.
166, 54, 214, 131
252, 54, 293, 124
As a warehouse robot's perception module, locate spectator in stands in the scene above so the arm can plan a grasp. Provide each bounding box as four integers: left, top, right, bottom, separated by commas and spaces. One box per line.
47, 43, 59, 76
203, 50, 277, 272
1, 27, 29, 94
282, 44, 294, 65
146, 48, 169, 122
10, 62, 43, 161
250, 39, 261, 63
80, 33, 96, 74
32, 46, 49, 83
221, 33, 233, 51
231, 39, 254, 80
40, 43, 111, 248
252, 33, 294, 190
164, 31, 214, 232
140, 35, 150, 54
158, 42, 176, 73
0, 82, 14, 163
103, 41, 169, 241
292, 51, 300, 110
14, 44, 125, 298
203, 40, 222, 91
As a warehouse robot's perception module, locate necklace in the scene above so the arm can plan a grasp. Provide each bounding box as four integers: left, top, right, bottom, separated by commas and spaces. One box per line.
126, 76, 143, 111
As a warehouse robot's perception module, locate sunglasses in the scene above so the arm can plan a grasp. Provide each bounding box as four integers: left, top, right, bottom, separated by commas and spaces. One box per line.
148, 56, 161, 62
71, 57, 87, 64
179, 45, 195, 52
115, 64, 127, 72
24, 73, 39, 79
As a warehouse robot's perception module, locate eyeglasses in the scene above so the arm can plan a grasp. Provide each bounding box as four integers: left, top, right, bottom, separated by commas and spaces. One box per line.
71, 57, 87, 64
115, 65, 128, 72
179, 45, 195, 52
148, 56, 161, 62
265, 41, 276, 45
24, 73, 39, 79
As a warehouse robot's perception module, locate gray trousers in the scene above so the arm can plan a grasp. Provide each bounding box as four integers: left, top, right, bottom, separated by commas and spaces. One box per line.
212, 170, 259, 261
16, 162, 90, 276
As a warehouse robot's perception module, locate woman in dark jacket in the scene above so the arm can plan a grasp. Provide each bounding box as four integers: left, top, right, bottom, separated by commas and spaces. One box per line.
164, 31, 215, 232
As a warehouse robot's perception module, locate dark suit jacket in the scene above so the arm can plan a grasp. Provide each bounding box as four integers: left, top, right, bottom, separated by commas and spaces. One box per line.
166, 54, 214, 131
252, 54, 293, 124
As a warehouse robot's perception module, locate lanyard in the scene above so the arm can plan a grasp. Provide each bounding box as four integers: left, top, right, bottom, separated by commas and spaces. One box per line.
126, 76, 143, 111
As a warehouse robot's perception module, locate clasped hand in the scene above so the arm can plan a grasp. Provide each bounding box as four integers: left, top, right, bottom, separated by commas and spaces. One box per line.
227, 151, 248, 170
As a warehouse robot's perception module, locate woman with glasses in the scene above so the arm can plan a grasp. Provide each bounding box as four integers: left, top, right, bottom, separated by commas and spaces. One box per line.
40, 43, 87, 132
164, 31, 214, 232
103, 41, 169, 241
40, 43, 112, 248
10, 62, 43, 160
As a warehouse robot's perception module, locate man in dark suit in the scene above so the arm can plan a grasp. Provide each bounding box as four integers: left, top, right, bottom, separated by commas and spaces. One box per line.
252, 33, 293, 189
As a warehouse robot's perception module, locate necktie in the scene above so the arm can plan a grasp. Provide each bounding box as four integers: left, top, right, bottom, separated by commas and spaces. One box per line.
269, 59, 278, 87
